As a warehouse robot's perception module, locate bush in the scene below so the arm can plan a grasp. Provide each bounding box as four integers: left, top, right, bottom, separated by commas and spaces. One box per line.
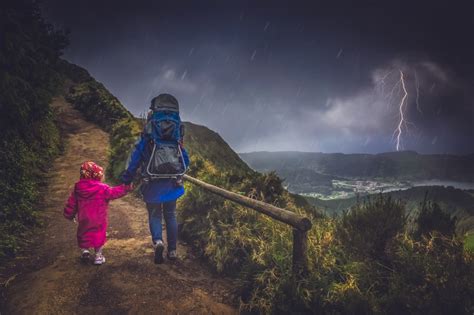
384, 233, 474, 314
414, 197, 456, 238
0, 1, 67, 258
337, 195, 406, 261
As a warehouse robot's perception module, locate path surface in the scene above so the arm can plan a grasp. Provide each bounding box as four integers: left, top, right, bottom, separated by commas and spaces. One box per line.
3, 97, 237, 314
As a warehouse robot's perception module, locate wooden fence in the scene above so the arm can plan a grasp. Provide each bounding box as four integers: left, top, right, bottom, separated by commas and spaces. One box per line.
183, 174, 312, 276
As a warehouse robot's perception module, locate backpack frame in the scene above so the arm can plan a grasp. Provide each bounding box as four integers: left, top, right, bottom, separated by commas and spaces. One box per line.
144, 111, 187, 179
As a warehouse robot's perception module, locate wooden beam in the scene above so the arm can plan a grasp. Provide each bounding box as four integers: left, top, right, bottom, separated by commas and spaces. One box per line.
183, 174, 312, 231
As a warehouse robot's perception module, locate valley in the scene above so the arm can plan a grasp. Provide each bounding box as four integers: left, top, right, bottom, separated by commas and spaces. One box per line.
241, 150, 474, 201
299, 178, 474, 200
241, 151, 474, 234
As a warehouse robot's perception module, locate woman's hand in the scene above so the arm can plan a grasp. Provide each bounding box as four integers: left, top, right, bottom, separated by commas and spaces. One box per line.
119, 170, 134, 185
125, 183, 134, 191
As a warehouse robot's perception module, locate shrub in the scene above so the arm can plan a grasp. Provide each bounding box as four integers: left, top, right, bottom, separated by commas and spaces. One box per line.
336, 195, 406, 261
414, 197, 456, 238
384, 233, 474, 314
0, 1, 67, 258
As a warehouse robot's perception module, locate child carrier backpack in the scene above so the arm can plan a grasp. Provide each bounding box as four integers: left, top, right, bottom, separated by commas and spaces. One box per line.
144, 110, 187, 179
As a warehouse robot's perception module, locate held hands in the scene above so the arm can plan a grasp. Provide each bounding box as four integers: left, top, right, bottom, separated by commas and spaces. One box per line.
119, 170, 133, 185
125, 183, 134, 191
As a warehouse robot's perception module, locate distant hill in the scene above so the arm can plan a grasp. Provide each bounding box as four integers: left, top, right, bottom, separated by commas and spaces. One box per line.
276, 168, 342, 194
306, 186, 474, 234
240, 151, 474, 185
183, 122, 254, 177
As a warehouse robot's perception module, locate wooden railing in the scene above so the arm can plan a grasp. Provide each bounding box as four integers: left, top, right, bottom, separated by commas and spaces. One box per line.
183, 174, 312, 276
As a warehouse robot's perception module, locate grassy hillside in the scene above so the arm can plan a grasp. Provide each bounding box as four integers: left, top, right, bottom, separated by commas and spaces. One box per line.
183, 122, 254, 177
241, 150, 474, 182
5, 3, 473, 312
67, 72, 474, 313
63, 64, 141, 180
277, 167, 341, 194
0, 1, 68, 258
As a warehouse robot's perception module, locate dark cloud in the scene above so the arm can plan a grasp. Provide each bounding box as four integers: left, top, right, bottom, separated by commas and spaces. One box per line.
42, 0, 473, 154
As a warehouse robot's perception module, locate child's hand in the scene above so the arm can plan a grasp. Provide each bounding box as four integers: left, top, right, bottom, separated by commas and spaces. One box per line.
72, 217, 77, 224
125, 183, 134, 191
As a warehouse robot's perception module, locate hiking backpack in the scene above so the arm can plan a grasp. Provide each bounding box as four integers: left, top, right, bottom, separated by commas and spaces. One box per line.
143, 110, 187, 179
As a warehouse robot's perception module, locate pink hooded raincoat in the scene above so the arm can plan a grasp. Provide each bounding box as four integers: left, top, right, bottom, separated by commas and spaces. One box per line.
64, 179, 129, 249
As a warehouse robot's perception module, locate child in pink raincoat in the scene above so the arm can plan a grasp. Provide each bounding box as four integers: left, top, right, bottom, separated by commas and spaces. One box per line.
64, 161, 132, 265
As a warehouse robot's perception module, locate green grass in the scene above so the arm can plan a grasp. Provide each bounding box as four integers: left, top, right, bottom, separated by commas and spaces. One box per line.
464, 233, 474, 253
0, 2, 67, 258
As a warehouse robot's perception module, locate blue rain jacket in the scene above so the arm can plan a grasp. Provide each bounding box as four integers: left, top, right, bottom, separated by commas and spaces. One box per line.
120, 133, 189, 203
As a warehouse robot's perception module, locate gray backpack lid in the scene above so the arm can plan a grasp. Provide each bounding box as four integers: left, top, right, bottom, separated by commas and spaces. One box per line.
150, 93, 179, 112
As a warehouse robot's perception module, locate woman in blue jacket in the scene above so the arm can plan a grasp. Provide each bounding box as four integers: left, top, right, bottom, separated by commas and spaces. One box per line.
120, 94, 189, 264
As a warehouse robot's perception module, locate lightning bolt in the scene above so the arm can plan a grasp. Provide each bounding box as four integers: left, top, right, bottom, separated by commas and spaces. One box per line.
394, 70, 408, 151
374, 67, 422, 152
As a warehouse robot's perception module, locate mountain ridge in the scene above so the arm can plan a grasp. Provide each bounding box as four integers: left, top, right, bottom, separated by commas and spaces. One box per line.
240, 150, 474, 157
240, 150, 474, 182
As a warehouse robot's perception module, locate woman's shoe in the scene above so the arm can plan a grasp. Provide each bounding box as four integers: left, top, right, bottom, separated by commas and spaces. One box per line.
154, 240, 164, 264
167, 250, 177, 261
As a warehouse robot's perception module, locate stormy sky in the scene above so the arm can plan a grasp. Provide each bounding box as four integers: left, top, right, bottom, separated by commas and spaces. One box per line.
42, 0, 473, 154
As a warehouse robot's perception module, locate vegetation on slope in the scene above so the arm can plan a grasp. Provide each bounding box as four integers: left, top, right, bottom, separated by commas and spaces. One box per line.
183, 122, 254, 177
181, 178, 473, 313
67, 62, 474, 314
4, 2, 472, 313
0, 1, 68, 258
307, 185, 474, 235
63, 65, 141, 180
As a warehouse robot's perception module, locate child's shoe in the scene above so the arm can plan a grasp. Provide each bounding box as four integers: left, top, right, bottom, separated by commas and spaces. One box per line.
167, 250, 178, 261
80, 249, 91, 263
94, 253, 106, 265
153, 240, 164, 264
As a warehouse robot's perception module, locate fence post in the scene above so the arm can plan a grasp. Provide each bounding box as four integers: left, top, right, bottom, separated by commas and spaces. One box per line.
183, 175, 313, 278
292, 228, 308, 277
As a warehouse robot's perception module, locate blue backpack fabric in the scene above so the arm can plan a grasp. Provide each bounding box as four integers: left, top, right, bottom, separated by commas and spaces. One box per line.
145, 111, 184, 143
144, 111, 187, 178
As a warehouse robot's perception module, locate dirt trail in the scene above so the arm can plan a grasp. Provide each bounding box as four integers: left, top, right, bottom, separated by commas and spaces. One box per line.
3, 97, 237, 314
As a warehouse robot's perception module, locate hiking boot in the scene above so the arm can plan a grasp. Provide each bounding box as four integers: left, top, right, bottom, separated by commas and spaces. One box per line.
94, 253, 106, 265
80, 249, 91, 263
153, 240, 164, 264
167, 250, 178, 261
